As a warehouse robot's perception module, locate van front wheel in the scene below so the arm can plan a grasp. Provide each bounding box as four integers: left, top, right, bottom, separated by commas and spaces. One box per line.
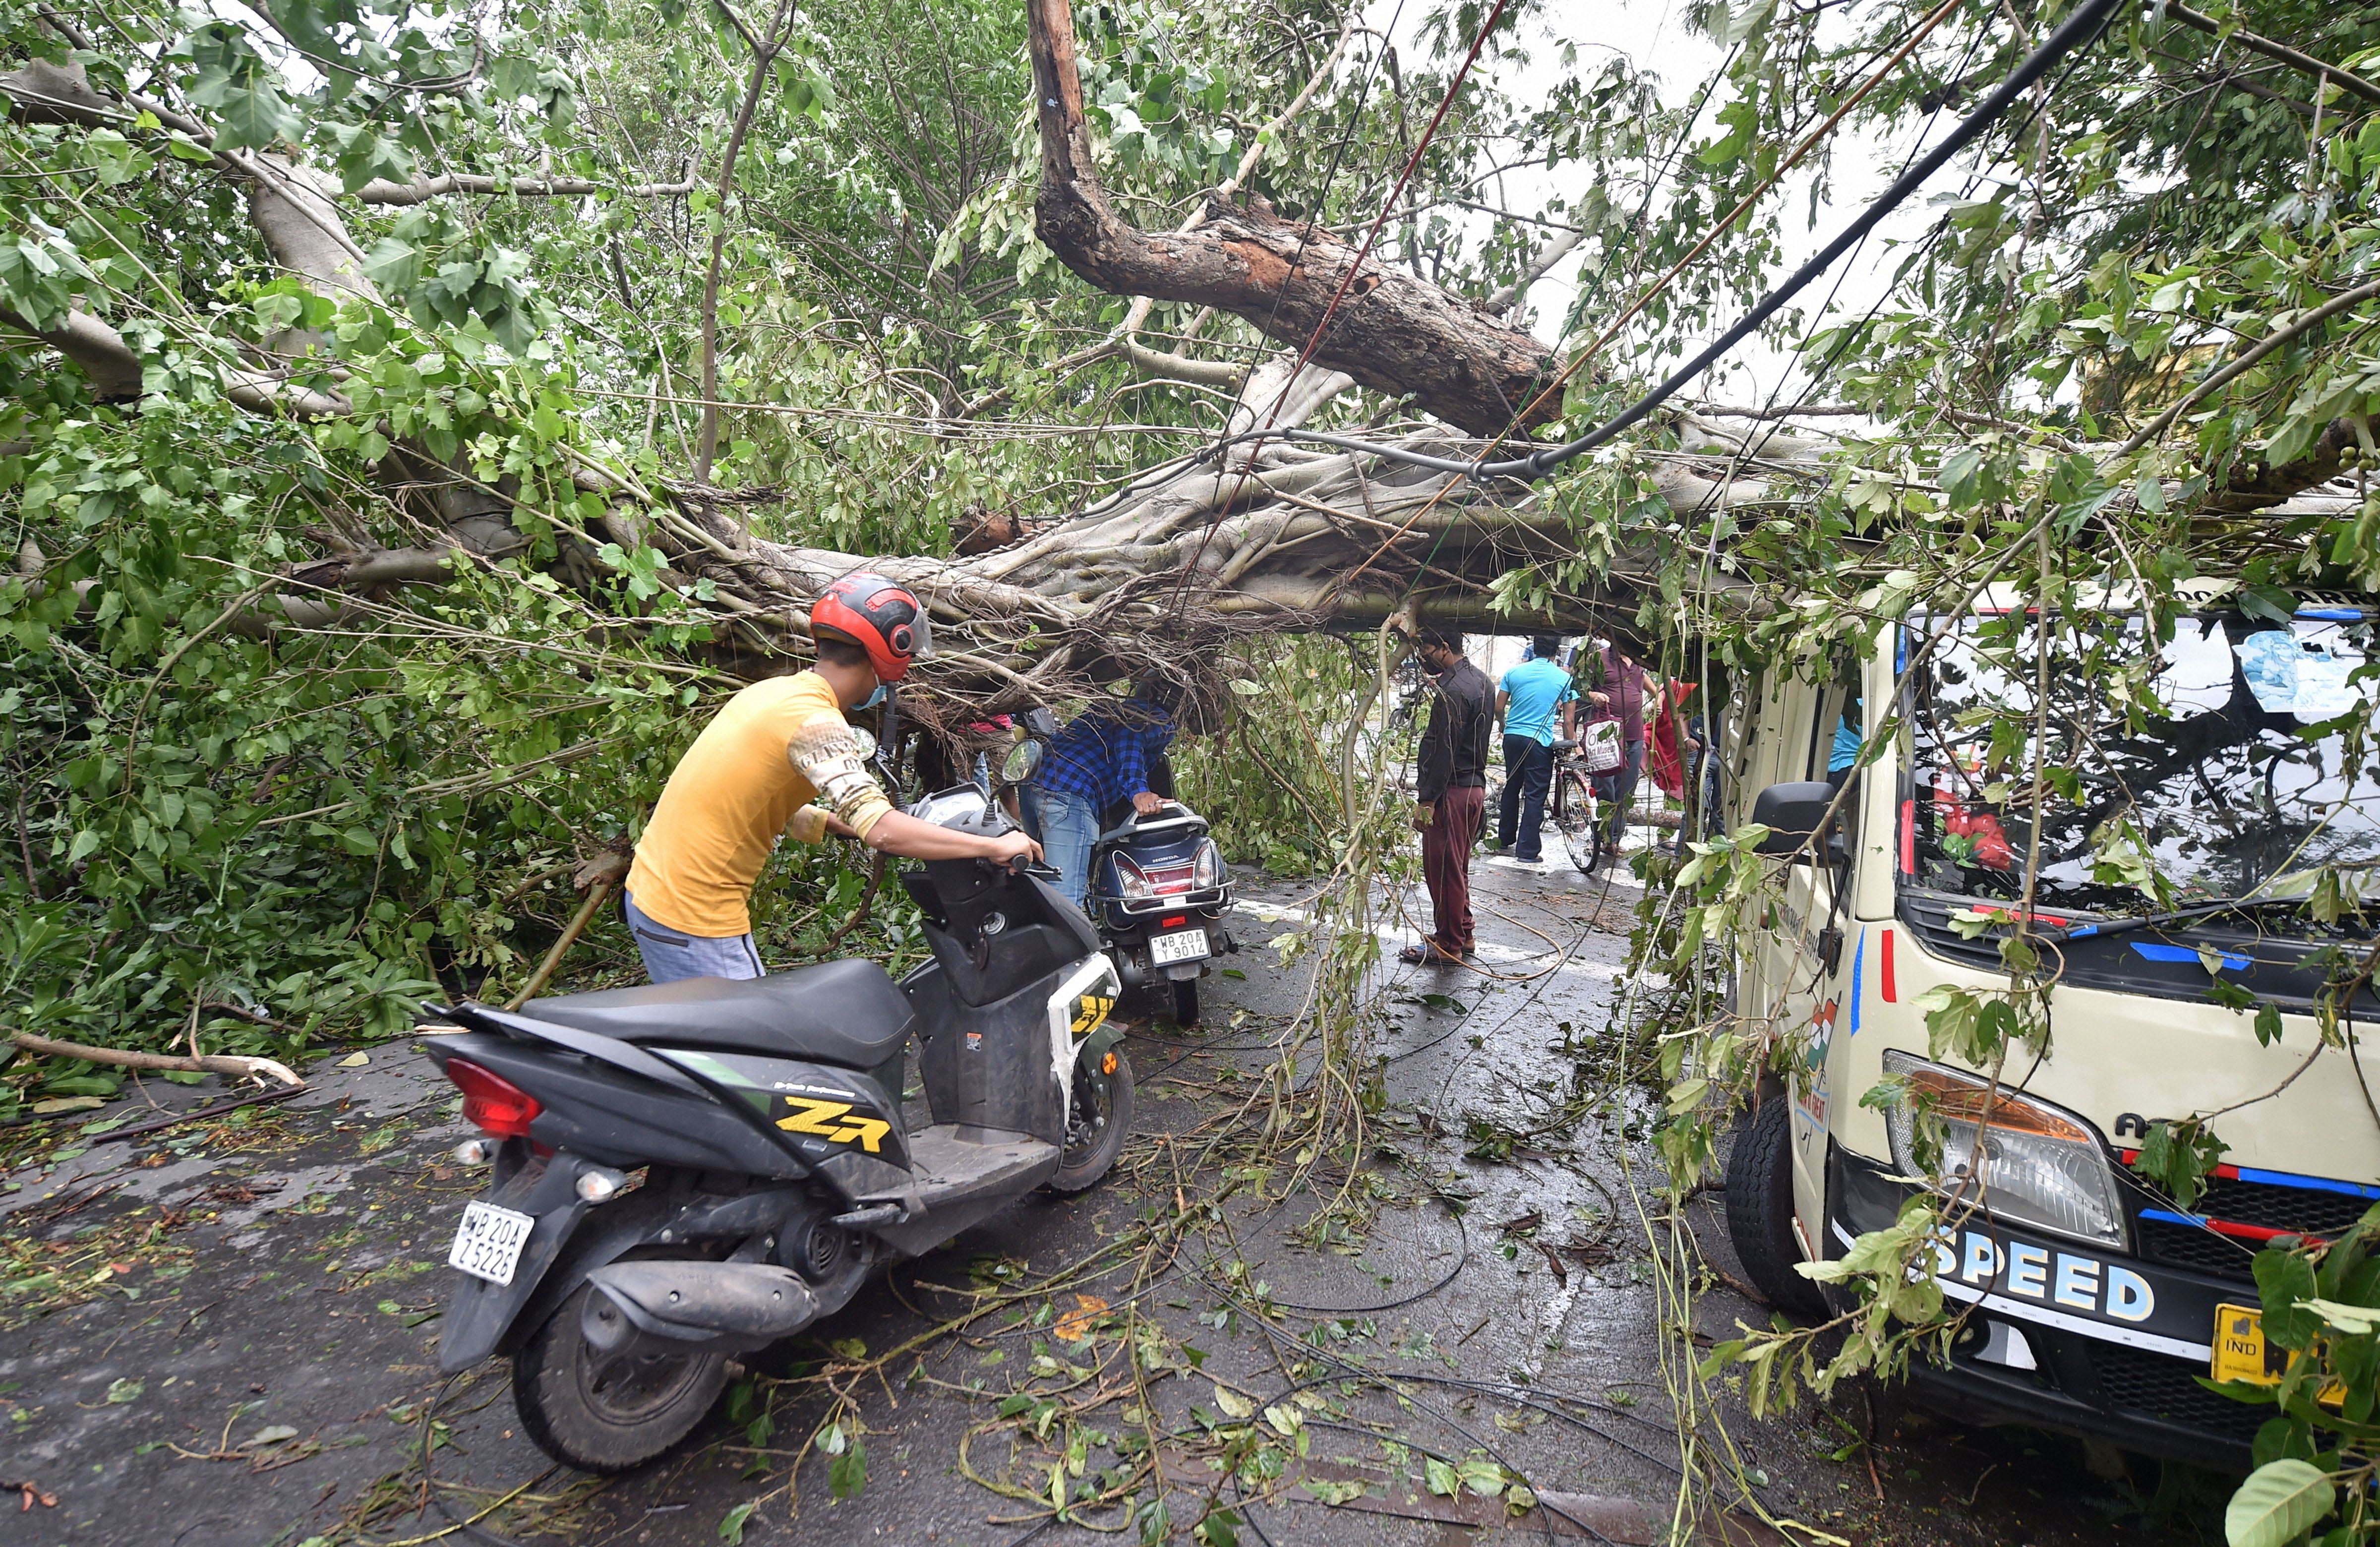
1723, 1099, 1825, 1317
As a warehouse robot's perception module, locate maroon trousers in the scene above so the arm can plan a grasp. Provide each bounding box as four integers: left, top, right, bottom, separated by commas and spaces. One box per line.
1423, 784, 1485, 954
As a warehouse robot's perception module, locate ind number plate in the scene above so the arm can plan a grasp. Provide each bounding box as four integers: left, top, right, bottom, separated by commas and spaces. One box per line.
2210, 1302, 2349, 1407
448, 1200, 537, 1286
1149, 928, 1210, 966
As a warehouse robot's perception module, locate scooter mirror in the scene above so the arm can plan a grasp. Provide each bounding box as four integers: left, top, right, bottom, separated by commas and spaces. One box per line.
999, 738, 1043, 789
848, 726, 879, 763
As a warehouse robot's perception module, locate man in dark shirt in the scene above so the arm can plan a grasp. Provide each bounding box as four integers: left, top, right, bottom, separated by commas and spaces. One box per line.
1404, 629, 1492, 965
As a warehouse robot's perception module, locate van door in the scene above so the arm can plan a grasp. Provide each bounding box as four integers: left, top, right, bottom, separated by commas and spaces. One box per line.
1736, 668, 1862, 1265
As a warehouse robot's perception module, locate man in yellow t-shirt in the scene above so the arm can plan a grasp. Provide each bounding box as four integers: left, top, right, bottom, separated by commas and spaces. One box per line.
622, 573, 1040, 983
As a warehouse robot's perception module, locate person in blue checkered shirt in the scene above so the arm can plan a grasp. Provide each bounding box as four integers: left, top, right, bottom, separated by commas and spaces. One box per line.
1027, 676, 1178, 905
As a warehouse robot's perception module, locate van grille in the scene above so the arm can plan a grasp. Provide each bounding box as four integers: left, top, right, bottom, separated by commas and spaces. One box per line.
1897, 893, 2004, 970
2086, 1344, 2267, 1445
2194, 1174, 2377, 1237
2136, 1217, 2259, 1275
2132, 1169, 2379, 1278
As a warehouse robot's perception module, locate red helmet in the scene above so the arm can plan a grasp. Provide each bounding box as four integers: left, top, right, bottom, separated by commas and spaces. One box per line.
810, 572, 934, 682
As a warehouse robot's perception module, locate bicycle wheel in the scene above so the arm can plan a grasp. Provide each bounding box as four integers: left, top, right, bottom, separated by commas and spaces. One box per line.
1552, 770, 1600, 872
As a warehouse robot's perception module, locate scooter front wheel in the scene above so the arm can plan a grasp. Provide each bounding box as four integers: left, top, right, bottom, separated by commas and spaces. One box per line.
1049, 1049, 1135, 1193
513, 1276, 730, 1473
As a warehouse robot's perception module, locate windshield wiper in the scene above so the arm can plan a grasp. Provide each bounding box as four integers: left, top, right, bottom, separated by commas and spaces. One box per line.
2043, 895, 2311, 942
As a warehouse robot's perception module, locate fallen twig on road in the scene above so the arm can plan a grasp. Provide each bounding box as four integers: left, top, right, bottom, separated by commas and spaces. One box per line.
8, 1030, 302, 1088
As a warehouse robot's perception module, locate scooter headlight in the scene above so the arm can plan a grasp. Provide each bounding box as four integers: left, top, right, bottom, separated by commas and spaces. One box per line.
1882, 1051, 2125, 1247
1192, 838, 1223, 891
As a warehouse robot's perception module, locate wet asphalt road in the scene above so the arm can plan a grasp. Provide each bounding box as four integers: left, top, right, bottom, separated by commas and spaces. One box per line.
0, 833, 2233, 1547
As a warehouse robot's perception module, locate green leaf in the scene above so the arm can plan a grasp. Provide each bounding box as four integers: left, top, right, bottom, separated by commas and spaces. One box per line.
828, 1434, 867, 1499
717, 1501, 757, 1543
106, 1378, 144, 1404
213, 78, 300, 153
2224, 1458, 2333, 1547
1424, 1456, 1460, 1497
2298, 1297, 2380, 1335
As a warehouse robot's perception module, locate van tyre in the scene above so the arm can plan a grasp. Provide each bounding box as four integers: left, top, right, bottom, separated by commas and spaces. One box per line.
1724, 1098, 1826, 1317
1050, 1050, 1134, 1193
512, 1277, 729, 1473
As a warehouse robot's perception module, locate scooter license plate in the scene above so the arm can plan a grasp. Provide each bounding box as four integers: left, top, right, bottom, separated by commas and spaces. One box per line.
1150, 927, 1210, 966
448, 1200, 537, 1286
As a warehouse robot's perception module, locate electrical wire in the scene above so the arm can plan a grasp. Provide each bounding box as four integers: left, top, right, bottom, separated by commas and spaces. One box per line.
1199, 0, 2131, 484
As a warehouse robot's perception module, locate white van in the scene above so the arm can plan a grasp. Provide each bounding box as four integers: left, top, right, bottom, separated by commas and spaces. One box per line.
1720, 591, 2380, 1465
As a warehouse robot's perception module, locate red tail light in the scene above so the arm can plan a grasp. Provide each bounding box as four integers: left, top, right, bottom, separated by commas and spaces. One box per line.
445, 1058, 542, 1138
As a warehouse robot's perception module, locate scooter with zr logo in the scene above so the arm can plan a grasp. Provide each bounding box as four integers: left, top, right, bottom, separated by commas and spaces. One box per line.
415, 765, 1130, 1472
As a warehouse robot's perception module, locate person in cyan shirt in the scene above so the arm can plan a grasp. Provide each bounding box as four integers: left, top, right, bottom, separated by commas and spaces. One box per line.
1490, 636, 1576, 868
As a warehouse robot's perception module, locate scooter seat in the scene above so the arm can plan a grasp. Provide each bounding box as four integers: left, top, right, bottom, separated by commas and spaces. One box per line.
521, 959, 916, 1070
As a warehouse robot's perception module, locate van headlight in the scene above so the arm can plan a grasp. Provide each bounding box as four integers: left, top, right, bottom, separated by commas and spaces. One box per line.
1881, 1051, 2126, 1248
1192, 839, 1223, 890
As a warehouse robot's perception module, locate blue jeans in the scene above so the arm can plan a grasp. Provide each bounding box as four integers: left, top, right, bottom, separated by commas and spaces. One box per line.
1026, 786, 1100, 906
623, 891, 764, 984
1497, 735, 1554, 862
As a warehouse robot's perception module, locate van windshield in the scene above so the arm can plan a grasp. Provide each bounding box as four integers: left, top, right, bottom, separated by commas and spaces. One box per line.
1905, 609, 2380, 919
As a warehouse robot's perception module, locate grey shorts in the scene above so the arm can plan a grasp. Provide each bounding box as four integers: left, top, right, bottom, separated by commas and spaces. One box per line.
623, 891, 764, 983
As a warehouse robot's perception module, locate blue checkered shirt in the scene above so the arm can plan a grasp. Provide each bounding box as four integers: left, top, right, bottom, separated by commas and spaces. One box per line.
1034, 703, 1173, 818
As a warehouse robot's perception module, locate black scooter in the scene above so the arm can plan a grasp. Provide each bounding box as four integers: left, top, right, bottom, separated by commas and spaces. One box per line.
417, 776, 1130, 1472
1086, 799, 1236, 1025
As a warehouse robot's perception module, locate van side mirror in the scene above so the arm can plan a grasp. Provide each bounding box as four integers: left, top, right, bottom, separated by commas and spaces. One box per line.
1750, 780, 1837, 861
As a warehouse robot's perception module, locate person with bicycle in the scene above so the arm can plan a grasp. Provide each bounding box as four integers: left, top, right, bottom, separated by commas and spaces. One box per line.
1578, 640, 1658, 867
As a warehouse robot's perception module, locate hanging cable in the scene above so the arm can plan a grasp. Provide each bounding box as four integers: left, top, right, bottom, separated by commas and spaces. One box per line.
1206, 0, 2131, 484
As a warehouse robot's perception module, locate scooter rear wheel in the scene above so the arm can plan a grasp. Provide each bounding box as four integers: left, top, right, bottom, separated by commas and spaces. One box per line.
513, 1274, 729, 1473
1171, 977, 1199, 1026
1049, 1049, 1135, 1193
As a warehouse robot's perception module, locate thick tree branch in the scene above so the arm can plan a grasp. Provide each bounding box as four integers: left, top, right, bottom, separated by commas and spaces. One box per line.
350, 172, 698, 205
0, 308, 143, 399
2122, 277, 2380, 457
2164, 3, 2380, 109
1024, 0, 1556, 437
2201, 417, 2369, 516
0, 58, 117, 125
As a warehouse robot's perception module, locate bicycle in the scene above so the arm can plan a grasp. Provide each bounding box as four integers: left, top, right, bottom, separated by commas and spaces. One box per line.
1548, 738, 1612, 873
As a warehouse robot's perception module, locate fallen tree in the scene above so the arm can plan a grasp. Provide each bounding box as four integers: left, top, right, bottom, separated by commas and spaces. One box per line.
4, 0, 2377, 1069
